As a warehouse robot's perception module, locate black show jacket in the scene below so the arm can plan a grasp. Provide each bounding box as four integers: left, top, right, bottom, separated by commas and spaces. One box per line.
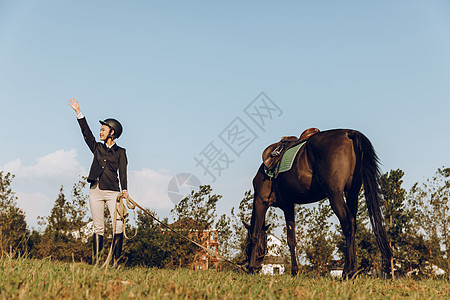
77, 117, 127, 191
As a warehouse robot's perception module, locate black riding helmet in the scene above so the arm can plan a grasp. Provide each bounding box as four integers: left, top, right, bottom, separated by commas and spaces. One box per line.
99, 118, 123, 139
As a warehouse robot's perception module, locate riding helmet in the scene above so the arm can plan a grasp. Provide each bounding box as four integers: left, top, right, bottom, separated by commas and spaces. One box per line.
99, 118, 123, 139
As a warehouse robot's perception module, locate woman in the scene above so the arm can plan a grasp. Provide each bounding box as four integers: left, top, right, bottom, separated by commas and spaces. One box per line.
69, 98, 128, 265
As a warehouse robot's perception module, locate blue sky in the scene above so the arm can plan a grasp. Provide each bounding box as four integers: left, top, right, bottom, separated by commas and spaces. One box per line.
1, 1, 449, 228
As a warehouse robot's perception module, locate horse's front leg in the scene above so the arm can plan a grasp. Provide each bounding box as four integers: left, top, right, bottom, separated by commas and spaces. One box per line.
284, 205, 299, 276
247, 194, 269, 273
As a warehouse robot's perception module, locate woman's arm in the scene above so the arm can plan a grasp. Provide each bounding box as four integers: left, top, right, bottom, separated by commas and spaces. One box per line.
119, 148, 128, 197
69, 98, 81, 115
69, 98, 97, 153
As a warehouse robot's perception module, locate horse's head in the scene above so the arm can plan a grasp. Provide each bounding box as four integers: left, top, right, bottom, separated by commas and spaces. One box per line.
240, 221, 270, 273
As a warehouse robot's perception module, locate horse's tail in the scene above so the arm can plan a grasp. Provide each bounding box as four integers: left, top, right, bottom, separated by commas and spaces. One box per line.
349, 130, 392, 260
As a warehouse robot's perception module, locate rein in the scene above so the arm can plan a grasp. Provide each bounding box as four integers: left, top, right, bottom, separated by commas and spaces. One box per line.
102, 192, 241, 270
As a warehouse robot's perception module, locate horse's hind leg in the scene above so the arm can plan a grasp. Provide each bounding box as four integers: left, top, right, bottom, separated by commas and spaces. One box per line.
283, 204, 299, 276
328, 191, 357, 279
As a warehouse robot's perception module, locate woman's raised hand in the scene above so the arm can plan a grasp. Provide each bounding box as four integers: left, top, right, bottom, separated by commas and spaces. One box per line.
69, 98, 81, 115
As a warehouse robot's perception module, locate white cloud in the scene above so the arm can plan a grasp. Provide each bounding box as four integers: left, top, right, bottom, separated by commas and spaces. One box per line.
2, 150, 179, 227
128, 169, 173, 210
2, 149, 88, 228
15, 191, 52, 230
3, 149, 86, 181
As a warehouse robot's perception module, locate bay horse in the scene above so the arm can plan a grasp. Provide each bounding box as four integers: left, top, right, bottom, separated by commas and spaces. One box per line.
241, 129, 392, 278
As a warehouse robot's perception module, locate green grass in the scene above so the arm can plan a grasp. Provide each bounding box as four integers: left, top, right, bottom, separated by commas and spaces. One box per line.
1, 255, 449, 299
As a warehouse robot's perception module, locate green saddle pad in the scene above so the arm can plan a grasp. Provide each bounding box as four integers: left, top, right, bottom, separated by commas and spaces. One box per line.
264, 141, 306, 178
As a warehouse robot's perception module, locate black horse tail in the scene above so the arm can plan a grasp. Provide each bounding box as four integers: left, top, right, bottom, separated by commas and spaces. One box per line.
349, 130, 392, 260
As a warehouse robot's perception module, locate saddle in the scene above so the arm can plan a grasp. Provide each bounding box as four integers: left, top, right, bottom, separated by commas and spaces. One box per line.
262, 128, 320, 170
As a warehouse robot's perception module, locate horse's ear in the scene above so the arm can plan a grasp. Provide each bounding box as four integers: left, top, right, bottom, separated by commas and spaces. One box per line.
242, 221, 250, 230
263, 224, 271, 232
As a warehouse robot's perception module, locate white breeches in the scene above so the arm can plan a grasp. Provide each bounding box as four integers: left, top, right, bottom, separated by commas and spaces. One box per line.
89, 184, 123, 235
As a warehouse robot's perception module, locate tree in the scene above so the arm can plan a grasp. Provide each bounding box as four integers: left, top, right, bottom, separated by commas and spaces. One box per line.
67, 179, 90, 238
170, 185, 221, 268
407, 183, 440, 276
433, 168, 450, 279
379, 169, 411, 276
215, 214, 232, 260
408, 167, 449, 277
35, 179, 91, 262
125, 209, 174, 268
39, 179, 90, 234
303, 199, 334, 275
171, 185, 220, 232
0, 171, 28, 256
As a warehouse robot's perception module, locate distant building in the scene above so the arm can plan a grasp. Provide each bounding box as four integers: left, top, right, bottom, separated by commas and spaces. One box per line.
70, 221, 93, 242
190, 228, 219, 270
169, 218, 220, 270
330, 269, 343, 278
407, 264, 446, 277
261, 234, 286, 275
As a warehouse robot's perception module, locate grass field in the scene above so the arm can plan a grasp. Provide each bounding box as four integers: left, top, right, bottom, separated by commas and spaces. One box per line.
1, 255, 449, 299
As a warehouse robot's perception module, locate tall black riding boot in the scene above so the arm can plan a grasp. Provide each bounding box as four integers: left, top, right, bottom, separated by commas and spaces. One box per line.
92, 233, 104, 265
112, 233, 124, 267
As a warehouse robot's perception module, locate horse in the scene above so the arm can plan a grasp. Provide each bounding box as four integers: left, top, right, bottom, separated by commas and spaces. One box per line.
240, 129, 392, 278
